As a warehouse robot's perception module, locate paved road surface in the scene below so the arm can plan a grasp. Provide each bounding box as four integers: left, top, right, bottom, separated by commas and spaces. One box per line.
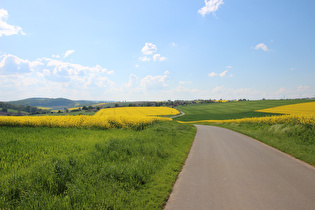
165, 125, 315, 210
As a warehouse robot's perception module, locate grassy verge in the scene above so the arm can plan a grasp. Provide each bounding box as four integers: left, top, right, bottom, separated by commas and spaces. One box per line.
0, 121, 196, 209
199, 122, 315, 166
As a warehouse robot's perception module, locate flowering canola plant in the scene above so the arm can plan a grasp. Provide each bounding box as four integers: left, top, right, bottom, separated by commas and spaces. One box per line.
0, 107, 178, 129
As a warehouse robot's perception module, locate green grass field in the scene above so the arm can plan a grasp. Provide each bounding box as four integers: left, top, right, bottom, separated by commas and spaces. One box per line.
176, 99, 313, 121
0, 121, 196, 209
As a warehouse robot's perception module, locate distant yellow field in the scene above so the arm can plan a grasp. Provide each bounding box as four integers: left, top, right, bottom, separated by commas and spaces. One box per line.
256, 102, 315, 115
94, 107, 180, 117
0, 107, 178, 129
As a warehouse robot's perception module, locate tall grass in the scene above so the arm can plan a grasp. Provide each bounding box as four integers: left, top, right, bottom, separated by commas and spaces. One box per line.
0, 121, 196, 209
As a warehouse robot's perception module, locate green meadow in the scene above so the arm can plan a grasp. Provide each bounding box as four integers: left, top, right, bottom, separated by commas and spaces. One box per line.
176, 99, 313, 121
0, 122, 196, 209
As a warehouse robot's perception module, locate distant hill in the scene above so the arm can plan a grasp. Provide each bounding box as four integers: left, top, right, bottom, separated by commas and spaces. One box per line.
9, 98, 107, 109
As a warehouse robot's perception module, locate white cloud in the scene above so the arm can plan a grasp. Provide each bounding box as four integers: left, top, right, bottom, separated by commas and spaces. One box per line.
226, 65, 232, 69
0, 9, 25, 37
0, 54, 115, 94
64, 50, 75, 58
198, 0, 224, 17
171, 42, 176, 47
208, 72, 218, 77
255, 43, 268, 51
164, 70, 170, 74
153, 54, 166, 62
141, 43, 157, 55
135, 64, 140, 68
138, 56, 150, 61
141, 74, 168, 90
0, 54, 31, 75
126, 74, 139, 88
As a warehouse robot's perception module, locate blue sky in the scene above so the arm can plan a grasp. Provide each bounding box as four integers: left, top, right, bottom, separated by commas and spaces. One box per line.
1, 0, 314, 101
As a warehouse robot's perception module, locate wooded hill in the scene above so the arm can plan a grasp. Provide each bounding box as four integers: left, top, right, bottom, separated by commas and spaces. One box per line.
8, 98, 105, 109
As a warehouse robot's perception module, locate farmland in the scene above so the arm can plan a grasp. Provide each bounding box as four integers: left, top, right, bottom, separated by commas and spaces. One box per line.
176, 100, 315, 166
176, 99, 313, 121
95, 107, 180, 117
0, 107, 179, 130
1, 101, 314, 208
0, 121, 196, 209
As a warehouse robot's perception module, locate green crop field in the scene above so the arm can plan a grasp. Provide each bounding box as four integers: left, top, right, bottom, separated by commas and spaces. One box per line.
176, 99, 313, 121
0, 121, 196, 209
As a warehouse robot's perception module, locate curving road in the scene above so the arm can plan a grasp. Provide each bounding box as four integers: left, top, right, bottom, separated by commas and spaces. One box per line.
165, 125, 315, 210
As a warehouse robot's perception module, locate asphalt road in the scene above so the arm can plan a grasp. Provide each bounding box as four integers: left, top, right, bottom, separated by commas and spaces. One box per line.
165, 125, 315, 210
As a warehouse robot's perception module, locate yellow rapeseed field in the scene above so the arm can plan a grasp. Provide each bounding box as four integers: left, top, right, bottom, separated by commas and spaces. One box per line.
94, 107, 180, 117
0, 107, 178, 129
256, 102, 315, 115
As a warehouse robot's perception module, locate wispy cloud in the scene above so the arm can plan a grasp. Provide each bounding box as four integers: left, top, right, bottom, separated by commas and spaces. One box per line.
179, 81, 192, 85
219, 70, 228, 77
208, 72, 218, 77
153, 54, 166, 62
141, 74, 168, 89
0, 8, 25, 37
52, 50, 75, 59
125, 74, 139, 89
52, 54, 60, 58
198, 0, 224, 17
138, 56, 150, 61
64, 50, 75, 58
209, 66, 232, 78
254, 43, 268, 51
